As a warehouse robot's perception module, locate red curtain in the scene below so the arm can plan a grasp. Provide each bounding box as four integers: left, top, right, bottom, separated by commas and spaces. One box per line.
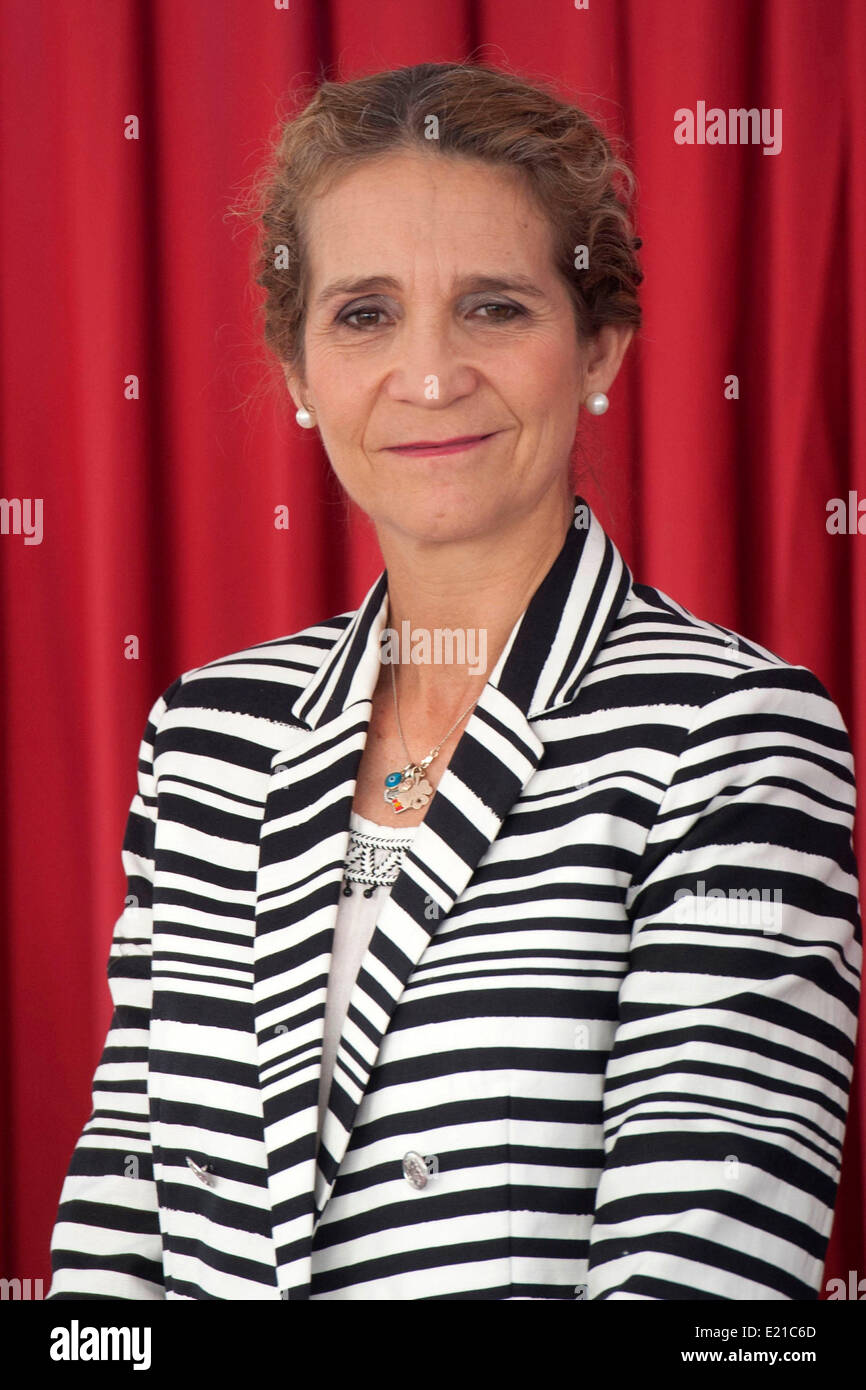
2, 0, 863, 1294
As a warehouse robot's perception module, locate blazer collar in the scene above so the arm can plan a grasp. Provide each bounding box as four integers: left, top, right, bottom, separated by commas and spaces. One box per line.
289, 495, 631, 734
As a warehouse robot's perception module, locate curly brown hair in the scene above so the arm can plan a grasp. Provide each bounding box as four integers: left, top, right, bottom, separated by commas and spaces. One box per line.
232, 61, 643, 381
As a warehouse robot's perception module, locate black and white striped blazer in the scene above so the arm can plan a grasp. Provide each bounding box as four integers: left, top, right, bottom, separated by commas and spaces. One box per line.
48, 496, 862, 1300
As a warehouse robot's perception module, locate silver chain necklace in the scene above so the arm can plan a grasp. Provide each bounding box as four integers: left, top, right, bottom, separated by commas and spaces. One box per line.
383, 661, 479, 814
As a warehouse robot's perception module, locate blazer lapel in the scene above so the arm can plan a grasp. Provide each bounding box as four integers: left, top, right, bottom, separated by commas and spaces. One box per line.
254, 497, 631, 1297
253, 575, 388, 1299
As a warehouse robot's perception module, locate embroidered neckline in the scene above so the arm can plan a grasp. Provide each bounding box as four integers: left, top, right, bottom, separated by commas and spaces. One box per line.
343, 822, 416, 895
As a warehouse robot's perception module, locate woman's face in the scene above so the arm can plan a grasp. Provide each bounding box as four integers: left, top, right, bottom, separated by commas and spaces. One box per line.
286, 149, 630, 547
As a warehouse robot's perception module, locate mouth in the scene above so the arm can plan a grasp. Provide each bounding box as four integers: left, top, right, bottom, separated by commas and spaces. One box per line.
383, 431, 500, 457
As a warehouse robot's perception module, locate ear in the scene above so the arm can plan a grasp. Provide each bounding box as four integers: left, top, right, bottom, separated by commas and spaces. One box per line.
582, 325, 634, 398
281, 364, 309, 415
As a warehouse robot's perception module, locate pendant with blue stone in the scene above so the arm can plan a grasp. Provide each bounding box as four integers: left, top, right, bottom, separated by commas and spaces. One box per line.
384, 765, 433, 813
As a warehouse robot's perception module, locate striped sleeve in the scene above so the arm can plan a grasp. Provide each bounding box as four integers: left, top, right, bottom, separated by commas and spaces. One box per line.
586, 665, 862, 1300
47, 686, 177, 1300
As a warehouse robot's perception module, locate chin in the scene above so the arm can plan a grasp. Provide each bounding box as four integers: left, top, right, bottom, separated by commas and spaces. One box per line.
378, 490, 505, 546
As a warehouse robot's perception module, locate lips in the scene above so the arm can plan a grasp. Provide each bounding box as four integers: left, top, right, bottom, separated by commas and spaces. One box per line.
385, 431, 498, 454
397, 434, 487, 448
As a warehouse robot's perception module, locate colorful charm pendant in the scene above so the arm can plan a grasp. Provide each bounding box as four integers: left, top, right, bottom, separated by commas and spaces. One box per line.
384, 766, 433, 813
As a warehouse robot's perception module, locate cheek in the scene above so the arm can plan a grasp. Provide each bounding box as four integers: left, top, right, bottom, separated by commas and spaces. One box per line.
508, 331, 581, 392
310, 362, 369, 440
540, 335, 583, 388
503, 344, 582, 429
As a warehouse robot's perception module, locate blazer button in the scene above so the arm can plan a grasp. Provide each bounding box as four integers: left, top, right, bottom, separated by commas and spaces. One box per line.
402, 1151, 429, 1190
186, 1156, 216, 1187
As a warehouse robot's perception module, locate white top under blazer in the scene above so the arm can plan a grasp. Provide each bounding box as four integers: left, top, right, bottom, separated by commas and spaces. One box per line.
319, 813, 418, 1146
47, 495, 862, 1300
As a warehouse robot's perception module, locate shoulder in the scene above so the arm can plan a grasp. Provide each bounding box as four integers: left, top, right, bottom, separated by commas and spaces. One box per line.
141, 608, 356, 738
603, 579, 853, 758
613, 579, 795, 675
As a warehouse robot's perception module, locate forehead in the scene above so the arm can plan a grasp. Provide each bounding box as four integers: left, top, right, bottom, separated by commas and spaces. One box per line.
302, 149, 557, 282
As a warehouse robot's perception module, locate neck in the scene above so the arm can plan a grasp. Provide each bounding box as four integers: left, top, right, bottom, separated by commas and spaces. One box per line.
375, 485, 575, 715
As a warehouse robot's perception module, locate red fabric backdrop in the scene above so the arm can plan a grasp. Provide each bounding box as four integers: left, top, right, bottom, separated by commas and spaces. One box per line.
1, 0, 863, 1294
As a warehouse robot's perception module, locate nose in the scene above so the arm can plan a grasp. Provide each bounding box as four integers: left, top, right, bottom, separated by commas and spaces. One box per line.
383, 312, 478, 408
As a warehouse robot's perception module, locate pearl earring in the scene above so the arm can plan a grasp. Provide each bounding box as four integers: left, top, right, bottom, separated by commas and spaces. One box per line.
295, 405, 315, 429
584, 392, 609, 415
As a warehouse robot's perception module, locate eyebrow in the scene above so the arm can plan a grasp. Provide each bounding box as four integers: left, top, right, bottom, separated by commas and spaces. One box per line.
313, 273, 548, 308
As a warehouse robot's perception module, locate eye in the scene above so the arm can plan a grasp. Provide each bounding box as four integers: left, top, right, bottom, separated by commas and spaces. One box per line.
336, 302, 388, 329
471, 301, 526, 322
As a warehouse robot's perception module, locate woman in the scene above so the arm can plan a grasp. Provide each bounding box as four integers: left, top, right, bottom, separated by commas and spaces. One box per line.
48, 61, 860, 1301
